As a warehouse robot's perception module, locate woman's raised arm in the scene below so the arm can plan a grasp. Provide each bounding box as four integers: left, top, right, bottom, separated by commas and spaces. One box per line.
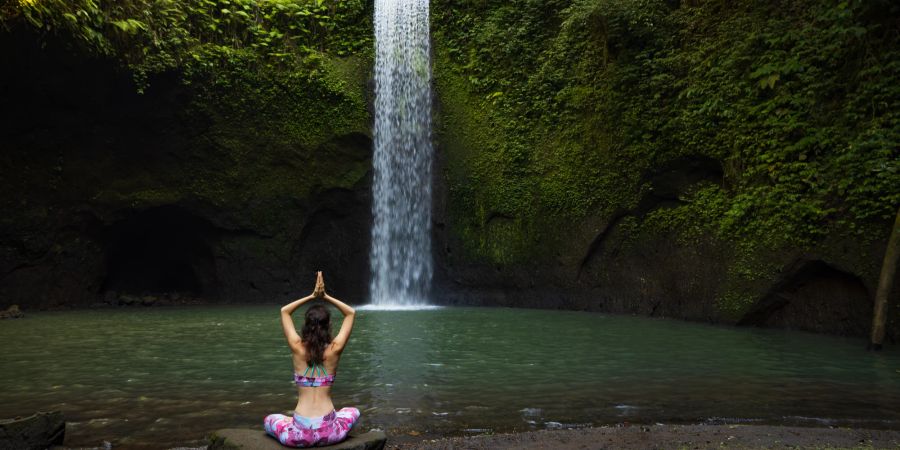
323, 291, 355, 354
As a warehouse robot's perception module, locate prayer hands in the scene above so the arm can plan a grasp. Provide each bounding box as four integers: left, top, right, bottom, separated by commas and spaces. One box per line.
313, 271, 326, 298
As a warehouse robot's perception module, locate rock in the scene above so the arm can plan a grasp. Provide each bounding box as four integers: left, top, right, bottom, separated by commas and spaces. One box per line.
118, 295, 138, 306
103, 290, 118, 305
0, 411, 65, 450
208, 429, 386, 450
141, 295, 158, 306
0, 305, 24, 320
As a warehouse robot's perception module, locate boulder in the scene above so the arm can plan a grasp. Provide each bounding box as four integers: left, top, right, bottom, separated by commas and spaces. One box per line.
0, 411, 65, 450
208, 429, 386, 450
103, 290, 117, 305
118, 295, 138, 306
0, 305, 24, 320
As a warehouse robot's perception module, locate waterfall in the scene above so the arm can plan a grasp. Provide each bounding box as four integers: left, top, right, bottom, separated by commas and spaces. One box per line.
368, 0, 434, 307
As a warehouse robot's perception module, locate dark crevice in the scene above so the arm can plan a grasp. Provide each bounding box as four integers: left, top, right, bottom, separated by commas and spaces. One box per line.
100, 206, 219, 298
643, 156, 723, 197
290, 185, 371, 301
484, 211, 514, 226
578, 156, 724, 280
738, 260, 874, 336
650, 299, 663, 316
1, 262, 41, 280
577, 211, 629, 279
296, 188, 361, 245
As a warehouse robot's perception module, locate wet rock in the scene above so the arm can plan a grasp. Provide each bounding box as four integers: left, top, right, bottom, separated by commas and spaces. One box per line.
208, 429, 386, 450
0, 304, 24, 319
103, 290, 117, 305
0, 411, 65, 449
118, 295, 138, 306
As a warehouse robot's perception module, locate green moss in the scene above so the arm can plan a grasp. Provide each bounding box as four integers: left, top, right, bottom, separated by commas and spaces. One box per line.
50, 47, 374, 233
3, 0, 374, 224
433, 19, 645, 264
433, 0, 899, 316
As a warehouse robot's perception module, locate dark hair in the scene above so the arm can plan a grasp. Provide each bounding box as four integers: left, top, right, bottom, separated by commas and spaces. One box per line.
301, 304, 332, 365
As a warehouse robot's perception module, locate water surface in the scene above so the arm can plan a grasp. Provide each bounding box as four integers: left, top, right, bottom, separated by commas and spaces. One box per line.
1, 306, 899, 448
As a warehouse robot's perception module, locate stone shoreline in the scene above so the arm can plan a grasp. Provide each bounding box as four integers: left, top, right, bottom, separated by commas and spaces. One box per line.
386, 424, 900, 449
15, 422, 900, 449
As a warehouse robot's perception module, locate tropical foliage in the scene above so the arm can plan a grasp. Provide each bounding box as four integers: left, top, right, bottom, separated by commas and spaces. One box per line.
1, 0, 372, 90
433, 0, 899, 256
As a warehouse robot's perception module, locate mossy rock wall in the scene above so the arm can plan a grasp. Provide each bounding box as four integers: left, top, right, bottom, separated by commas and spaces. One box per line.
430, 0, 900, 337
0, 27, 374, 307
0, 0, 897, 339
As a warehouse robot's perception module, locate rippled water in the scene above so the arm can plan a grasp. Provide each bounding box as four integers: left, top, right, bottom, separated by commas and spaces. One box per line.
1, 306, 899, 448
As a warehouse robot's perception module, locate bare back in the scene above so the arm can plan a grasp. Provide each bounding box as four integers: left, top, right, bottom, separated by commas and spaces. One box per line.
291, 343, 342, 417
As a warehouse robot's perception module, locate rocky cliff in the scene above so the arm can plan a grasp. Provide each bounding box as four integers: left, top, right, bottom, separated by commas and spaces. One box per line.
0, 22, 374, 307
428, 0, 900, 337
1, 0, 897, 338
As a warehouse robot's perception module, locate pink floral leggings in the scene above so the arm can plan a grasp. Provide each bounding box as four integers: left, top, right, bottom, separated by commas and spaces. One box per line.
264, 408, 360, 447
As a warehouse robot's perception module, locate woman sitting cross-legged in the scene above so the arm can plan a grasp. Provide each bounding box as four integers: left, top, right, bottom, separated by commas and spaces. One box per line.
264, 271, 360, 447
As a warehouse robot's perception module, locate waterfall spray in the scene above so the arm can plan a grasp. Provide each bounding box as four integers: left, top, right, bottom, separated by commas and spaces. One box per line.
368, 0, 434, 307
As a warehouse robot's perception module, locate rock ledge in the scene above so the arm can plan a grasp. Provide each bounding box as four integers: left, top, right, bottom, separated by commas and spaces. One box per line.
208, 429, 386, 450
0, 305, 24, 320
0, 411, 65, 449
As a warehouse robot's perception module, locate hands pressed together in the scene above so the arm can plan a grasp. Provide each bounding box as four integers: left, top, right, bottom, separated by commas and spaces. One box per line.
281, 270, 355, 345
313, 271, 326, 298
282, 270, 354, 318
309, 271, 355, 318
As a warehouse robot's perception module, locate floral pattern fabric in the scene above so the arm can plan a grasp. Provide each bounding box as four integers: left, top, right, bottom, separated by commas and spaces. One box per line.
294, 372, 335, 387
264, 408, 360, 447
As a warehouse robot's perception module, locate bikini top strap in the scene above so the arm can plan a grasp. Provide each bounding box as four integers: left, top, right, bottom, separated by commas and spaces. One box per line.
302, 362, 328, 377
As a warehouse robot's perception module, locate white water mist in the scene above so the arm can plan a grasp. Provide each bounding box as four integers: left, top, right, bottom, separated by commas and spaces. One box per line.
369, 0, 434, 306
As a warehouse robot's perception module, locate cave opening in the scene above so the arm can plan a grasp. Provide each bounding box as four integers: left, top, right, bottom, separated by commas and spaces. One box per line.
738, 260, 872, 336
101, 206, 218, 299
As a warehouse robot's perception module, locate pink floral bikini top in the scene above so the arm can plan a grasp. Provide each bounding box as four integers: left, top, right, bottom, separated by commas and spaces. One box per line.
294, 362, 334, 387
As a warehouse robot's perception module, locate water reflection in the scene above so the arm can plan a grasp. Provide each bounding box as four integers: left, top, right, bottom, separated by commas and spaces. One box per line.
348, 310, 449, 430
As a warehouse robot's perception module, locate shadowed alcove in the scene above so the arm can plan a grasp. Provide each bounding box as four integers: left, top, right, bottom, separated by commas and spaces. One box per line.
101, 206, 218, 299
738, 260, 872, 336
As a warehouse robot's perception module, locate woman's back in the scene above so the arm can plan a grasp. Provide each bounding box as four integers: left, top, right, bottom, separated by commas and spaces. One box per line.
291, 344, 341, 417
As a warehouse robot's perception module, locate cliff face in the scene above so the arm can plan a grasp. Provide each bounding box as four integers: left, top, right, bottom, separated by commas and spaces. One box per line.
429, 0, 900, 337
0, 27, 374, 307
1, 0, 898, 338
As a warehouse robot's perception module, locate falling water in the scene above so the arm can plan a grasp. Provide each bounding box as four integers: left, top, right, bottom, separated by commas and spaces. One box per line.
368, 0, 433, 307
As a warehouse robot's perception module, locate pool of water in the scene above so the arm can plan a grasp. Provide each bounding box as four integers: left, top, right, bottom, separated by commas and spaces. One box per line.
1, 305, 899, 448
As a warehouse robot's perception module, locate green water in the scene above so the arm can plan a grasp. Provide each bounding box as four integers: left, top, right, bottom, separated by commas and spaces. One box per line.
1, 306, 899, 448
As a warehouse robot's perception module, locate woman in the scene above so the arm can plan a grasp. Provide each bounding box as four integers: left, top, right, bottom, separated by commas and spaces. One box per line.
264, 271, 360, 447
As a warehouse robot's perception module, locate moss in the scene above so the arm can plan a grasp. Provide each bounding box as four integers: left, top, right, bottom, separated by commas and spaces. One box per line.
31, 48, 375, 235
434, 29, 644, 265
436, 51, 529, 262
184, 53, 370, 206
431, 0, 899, 322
